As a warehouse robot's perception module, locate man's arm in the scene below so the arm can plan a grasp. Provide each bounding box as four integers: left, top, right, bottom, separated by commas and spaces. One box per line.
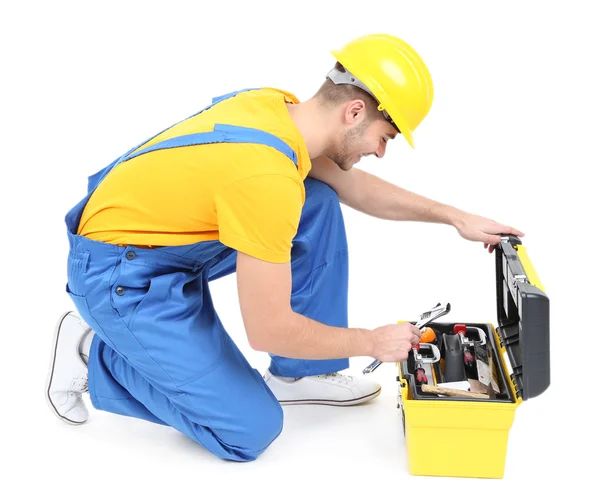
217, 170, 419, 359
308, 155, 524, 248
236, 251, 421, 360
308, 155, 461, 224
236, 251, 373, 359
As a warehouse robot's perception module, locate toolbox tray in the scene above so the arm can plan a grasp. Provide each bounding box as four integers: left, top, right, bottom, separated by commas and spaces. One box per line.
400, 322, 513, 403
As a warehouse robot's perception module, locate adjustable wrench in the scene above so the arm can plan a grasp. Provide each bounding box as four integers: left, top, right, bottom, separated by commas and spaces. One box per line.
362, 301, 451, 374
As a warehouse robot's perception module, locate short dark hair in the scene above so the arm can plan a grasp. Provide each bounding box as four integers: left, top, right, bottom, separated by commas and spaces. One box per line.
314, 62, 384, 122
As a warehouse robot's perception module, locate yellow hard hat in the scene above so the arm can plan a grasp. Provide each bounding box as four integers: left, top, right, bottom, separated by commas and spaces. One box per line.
329, 34, 434, 148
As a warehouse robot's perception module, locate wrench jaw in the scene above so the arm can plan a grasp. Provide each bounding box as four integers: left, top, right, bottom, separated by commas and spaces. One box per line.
416, 301, 451, 329
362, 360, 383, 374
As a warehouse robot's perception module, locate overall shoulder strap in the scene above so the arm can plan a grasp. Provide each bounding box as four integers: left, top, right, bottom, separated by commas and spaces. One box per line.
123, 123, 298, 167
86, 88, 261, 193
67, 89, 264, 234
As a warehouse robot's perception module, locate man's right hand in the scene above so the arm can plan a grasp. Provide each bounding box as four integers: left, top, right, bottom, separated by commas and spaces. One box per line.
370, 322, 421, 362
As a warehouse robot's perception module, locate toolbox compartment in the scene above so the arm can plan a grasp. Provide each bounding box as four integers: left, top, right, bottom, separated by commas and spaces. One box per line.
396, 235, 550, 479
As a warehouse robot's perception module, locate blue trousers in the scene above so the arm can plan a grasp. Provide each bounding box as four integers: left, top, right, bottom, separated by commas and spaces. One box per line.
66, 178, 349, 461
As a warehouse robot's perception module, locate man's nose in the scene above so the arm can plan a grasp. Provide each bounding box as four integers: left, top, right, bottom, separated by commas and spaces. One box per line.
375, 141, 387, 159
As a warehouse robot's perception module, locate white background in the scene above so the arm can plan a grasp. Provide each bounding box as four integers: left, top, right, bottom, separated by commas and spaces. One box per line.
1, 0, 599, 493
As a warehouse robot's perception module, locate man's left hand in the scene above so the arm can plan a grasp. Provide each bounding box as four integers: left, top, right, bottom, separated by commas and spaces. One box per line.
453, 211, 525, 253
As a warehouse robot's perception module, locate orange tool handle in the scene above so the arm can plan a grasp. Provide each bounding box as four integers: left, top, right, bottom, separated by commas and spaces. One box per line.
420, 327, 436, 343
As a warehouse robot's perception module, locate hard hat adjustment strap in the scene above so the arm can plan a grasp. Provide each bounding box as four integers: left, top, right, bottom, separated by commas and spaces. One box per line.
327, 66, 374, 98
326, 66, 400, 133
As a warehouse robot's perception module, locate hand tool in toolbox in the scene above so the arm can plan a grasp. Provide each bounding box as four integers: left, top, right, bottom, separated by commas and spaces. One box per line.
419, 327, 436, 343
421, 384, 489, 399
411, 343, 440, 385
363, 301, 451, 374
452, 324, 488, 379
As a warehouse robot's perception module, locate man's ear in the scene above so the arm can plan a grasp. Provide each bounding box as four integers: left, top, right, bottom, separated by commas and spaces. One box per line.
344, 99, 367, 125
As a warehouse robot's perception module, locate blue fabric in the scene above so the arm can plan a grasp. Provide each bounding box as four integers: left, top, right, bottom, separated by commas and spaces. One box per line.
62, 89, 349, 462
124, 124, 298, 166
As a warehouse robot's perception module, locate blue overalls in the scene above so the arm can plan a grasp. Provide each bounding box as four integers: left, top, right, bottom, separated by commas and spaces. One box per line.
64, 89, 350, 461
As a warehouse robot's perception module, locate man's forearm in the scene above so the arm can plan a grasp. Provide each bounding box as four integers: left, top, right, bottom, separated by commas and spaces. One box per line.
349, 168, 464, 225
252, 311, 373, 360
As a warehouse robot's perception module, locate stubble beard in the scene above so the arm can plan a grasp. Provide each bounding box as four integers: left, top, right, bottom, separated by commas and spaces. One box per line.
325, 123, 367, 171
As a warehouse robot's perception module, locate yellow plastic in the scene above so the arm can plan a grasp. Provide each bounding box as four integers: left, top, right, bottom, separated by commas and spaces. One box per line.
398, 324, 521, 478
396, 242, 546, 478
515, 245, 546, 292
330, 34, 434, 148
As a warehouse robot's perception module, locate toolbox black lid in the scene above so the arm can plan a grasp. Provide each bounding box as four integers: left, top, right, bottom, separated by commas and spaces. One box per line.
495, 235, 550, 401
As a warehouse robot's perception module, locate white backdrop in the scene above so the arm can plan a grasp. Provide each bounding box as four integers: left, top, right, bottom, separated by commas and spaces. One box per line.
2, 0, 598, 493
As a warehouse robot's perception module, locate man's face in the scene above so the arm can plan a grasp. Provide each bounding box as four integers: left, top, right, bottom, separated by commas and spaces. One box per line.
325, 114, 399, 171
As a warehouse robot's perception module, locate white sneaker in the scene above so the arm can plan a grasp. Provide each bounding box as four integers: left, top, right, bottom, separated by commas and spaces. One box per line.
263, 370, 381, 406
46, 311, 92, 425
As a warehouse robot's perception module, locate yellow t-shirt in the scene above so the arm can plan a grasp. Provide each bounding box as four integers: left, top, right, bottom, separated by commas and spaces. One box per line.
77, 88, 311, 263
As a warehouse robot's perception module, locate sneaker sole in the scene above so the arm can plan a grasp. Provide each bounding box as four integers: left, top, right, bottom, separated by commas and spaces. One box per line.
277, 386, 382, 406
45, 311, 87, 426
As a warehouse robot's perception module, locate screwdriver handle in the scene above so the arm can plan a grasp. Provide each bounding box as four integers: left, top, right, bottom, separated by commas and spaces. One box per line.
415, 367, 428, 385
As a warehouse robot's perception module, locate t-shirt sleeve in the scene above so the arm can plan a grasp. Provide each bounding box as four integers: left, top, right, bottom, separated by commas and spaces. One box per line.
214, 174, 303, 263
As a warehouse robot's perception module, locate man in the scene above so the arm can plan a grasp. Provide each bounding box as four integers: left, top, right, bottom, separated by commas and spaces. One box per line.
46, 33, 524, 461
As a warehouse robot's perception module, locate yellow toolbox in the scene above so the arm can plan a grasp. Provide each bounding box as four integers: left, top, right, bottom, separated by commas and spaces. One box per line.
396, 234, 550, 478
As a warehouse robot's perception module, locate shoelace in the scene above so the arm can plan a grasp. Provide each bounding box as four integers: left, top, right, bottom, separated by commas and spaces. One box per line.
320, 372, 354, 384
70, 374, 89, 394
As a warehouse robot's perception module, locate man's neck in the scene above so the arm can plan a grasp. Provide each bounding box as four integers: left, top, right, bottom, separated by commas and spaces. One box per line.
286, 99, 336, 159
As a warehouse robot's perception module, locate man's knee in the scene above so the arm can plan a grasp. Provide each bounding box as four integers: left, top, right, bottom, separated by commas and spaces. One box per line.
298, 178, 347, 254
302, 178, 345, 230
305, 177, 341, 206
240, 398, 284, 458
212, 392, 284, 461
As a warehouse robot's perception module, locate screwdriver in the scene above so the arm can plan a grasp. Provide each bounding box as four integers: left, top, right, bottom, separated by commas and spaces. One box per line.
412, 344, 429, 385
454, 324, 476, 375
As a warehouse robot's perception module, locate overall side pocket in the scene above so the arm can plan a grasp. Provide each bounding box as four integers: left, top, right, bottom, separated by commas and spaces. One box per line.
67, 250, 90, 297
109, 261, 153, 329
